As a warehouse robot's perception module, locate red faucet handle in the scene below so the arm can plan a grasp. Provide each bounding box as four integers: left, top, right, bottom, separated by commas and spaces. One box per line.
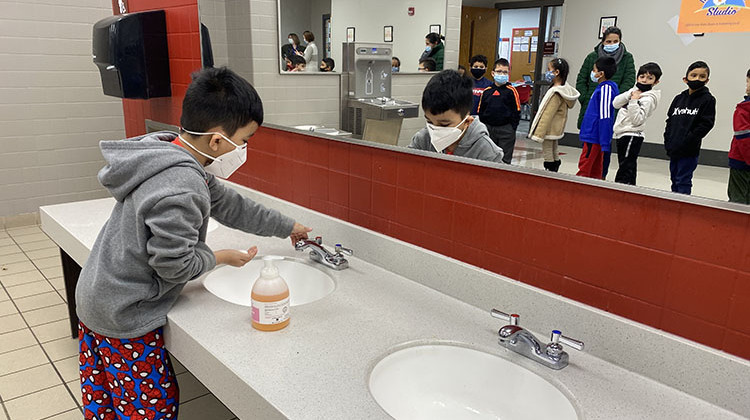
315, 236, 323, 244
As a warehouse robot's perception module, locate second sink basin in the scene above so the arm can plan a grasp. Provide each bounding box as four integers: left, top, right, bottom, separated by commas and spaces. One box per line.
203, 257, 335, 306
369, 344, 578, 420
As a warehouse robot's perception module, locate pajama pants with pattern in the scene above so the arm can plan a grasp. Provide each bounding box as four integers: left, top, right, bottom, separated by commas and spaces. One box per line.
78, 322, 179, 420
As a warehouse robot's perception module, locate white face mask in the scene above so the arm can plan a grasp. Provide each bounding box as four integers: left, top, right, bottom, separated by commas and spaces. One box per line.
178, 129, 247, 179
426, 115, 469, 152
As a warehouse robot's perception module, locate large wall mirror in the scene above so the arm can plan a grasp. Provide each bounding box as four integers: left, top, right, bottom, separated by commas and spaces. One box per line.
198, 0, 748, 211
278, 0, 448, 74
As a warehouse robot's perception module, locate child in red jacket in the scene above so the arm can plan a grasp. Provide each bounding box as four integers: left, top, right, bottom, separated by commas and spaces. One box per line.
728, 68, 750, 204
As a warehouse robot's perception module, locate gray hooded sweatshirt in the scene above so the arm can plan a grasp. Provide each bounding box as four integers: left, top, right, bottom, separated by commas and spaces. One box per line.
76, 132, 295, 338
408, 118, 504, 163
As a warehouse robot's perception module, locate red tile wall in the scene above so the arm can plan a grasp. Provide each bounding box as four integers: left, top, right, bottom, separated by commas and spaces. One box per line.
113, 0, 201, 137
111, 1, 749, 360
229, 127, 750, 360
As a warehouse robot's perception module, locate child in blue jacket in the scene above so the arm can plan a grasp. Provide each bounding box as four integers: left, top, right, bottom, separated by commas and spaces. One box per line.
577, 57, 619, 179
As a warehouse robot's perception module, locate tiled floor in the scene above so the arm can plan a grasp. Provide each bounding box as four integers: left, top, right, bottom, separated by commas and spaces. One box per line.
0, 227, 237, 420
512, 123, 730, 202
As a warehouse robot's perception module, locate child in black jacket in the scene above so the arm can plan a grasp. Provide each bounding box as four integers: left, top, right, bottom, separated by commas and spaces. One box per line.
478, 58, 521, 164
663, 61, 716, 195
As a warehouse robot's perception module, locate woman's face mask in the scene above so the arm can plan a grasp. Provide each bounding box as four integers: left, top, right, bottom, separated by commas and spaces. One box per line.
603, 42, 620, 53
179, 129, 247, 179
426, 115, 470, 152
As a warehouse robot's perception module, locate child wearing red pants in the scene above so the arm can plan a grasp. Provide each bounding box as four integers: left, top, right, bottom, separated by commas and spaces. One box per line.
76, 67, 312, 419
577, 57, 619, 179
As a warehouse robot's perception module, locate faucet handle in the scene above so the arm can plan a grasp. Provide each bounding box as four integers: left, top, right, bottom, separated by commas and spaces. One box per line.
335, 244, 353, 256
490, 309, 519, 325
315, 236, 323, 245
550, 330, 584, 351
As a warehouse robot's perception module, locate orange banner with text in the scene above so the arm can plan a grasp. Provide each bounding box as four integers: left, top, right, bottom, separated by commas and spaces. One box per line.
678, 0, 750, 33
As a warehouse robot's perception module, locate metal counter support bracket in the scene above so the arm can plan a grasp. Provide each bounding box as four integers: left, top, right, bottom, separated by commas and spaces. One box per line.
60, 248, 81, 338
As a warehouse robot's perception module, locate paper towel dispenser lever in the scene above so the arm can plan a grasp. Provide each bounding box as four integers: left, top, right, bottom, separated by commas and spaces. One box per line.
92, 10, 171, 99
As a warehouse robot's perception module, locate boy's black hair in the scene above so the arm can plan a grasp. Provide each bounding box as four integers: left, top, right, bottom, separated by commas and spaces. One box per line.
392, 56, 400, 67
421, 70, 473, 117
425, 33, 445, 44
469, 54, 488, 67
602, 26, 622, 40
747, 68, 750, 78
594, 57, 617, 80
494, 58, 510, 69
549, 58, 570, 84
420, 58, 437, 71
181, 67, 263, 136
322, 57, 335, 70
686, 60, 710, 77
638, 62, 662, 81
289, 55, 305, 67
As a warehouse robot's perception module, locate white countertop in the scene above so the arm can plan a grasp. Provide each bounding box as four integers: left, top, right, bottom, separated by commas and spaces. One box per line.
40, 193, 748, 420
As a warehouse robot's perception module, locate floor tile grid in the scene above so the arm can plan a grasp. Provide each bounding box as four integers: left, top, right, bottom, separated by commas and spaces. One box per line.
0, 228, 83, 419
0, 227, 236, 420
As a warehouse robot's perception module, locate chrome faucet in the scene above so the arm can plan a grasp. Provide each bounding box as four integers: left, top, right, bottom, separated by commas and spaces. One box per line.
490, 309, 584, 370
294, 236, 352, 270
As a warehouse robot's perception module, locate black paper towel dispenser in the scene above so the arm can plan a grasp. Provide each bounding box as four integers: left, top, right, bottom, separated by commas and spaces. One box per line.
92, 10, 171, 99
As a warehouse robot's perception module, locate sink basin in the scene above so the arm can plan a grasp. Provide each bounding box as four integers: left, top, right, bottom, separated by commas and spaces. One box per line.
369, 344, 578, 420
203, 257, 335, 306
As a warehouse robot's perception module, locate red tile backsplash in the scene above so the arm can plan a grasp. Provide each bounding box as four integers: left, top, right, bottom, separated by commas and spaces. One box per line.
231, 128, 750, 359
113, 1, 750, 360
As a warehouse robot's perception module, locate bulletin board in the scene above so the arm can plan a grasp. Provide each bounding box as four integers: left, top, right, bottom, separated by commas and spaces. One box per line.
510, 27, 538, 82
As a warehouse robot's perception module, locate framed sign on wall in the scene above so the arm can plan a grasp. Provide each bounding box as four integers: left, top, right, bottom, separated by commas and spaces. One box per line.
598, 16, 617, 39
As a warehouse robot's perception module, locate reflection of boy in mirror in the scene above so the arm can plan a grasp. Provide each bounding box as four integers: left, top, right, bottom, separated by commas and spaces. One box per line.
577, 57, 618, 179
663, 60, 716, 195
320, 58, 335, 72
478, 58, 520, 164
392, 57, 400, 73
289, 55, 306, 72
727, 68, 750, 204
419, 58, 436, 72
408, 70, 504, 163
468, 54, 492, 116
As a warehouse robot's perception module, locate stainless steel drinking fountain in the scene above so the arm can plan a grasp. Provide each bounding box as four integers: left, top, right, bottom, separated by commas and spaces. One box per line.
340, 42, 419, 145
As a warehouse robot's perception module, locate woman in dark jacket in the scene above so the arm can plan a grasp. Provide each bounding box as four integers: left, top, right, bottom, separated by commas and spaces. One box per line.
575, 27, 635, 129
419, 33, 445, 71
281, 33, 305, 67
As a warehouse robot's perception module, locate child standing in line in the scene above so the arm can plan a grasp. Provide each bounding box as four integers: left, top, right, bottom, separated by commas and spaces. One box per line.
612, 62, 662, 185
76, 67, 312, 418
663, 60, 716, 195
576, 56, 618, 179
409, 70, 504, 163
728, 68, 750, 204
478, 58, 521, 164
468, 54, 493, 116
527, 58, 580, 172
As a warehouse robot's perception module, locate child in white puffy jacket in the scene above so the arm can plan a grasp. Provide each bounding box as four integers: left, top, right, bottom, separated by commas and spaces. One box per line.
612, 62, 662, 185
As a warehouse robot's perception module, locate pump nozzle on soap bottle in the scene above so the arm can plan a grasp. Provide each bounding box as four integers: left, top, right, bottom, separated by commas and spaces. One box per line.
251, 256, 290, 331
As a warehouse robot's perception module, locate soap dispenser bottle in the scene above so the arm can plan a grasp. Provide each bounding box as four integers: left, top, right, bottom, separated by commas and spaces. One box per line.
251, 256, 290, 331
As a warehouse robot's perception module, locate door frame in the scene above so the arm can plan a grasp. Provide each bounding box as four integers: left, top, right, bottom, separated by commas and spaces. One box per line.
494, 0, 564, 120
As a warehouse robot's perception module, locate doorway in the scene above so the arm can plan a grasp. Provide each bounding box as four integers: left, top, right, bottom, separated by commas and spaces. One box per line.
496, 3, 563, 137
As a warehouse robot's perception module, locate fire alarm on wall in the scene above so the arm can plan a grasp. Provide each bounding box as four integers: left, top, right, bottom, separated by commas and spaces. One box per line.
408, 7, 414, 16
